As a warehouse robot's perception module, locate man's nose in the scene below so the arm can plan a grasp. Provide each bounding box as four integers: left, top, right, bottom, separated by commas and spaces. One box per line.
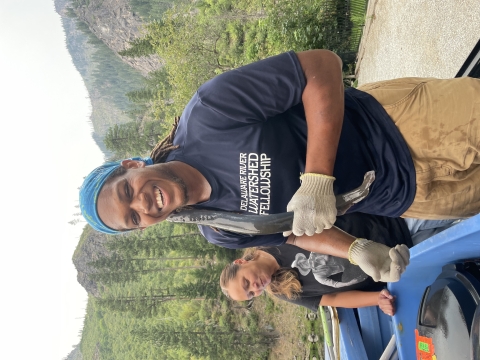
132, 193, 150, 214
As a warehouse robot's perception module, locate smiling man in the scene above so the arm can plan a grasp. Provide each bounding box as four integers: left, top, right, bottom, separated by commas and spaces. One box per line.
95, 159, 209, 230
80, 49, 480, 283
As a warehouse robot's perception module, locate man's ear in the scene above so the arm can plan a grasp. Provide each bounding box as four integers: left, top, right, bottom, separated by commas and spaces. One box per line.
121, 159, 146, 169
233, 259, 247, 265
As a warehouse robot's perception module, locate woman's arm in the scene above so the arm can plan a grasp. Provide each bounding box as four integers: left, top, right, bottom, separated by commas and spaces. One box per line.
286, 229, 410, 283
320, 289, 396, 316
286, 225, 354, 258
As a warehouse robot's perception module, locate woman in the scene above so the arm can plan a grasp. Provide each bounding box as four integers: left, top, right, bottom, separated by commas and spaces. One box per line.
220, 213, 459, 315
220, 244, 397, 315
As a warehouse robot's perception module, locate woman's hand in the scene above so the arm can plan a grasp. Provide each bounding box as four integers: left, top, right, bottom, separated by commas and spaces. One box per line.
349, 239, 410, 282
378, 289, 396, 316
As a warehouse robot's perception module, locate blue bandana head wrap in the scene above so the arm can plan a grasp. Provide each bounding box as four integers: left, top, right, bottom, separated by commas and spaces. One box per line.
79, 157, 153, 234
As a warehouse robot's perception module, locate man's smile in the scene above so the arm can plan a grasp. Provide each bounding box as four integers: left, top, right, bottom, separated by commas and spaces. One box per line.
154, 185, 165, 209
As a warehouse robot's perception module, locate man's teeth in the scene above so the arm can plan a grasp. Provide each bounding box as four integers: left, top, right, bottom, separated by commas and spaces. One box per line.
154, 187, 164, 208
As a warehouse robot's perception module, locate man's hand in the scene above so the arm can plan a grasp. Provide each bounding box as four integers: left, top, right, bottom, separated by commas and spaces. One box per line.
286, 173, 336, 236
378, 289, 396, 316
349, 239, 410, 282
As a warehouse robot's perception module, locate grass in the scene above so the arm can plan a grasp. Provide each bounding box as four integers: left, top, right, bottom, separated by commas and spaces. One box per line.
303, 313, 325, 359
349, 0, 369, 51
244, 294, 325, 360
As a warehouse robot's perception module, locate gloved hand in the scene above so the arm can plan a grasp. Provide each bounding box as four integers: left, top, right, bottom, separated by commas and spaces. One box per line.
348, 238, 410, 282
285, 173, 336, 236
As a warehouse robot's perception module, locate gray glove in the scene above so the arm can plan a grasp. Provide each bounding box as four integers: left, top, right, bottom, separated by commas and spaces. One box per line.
348, 238, 410, 282
286, 173, 336, 236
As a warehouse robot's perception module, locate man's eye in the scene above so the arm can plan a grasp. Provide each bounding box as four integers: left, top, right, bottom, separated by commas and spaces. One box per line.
125, 181, 131, 199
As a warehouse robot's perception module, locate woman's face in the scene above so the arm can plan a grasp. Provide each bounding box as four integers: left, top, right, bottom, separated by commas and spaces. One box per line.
224, 258, 276, 301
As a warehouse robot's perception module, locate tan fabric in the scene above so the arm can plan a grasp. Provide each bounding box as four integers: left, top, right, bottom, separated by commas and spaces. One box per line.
358, 77, 480, 219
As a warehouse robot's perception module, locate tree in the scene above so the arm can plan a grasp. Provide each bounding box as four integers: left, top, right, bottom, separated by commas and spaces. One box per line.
129, 0, 177, 20
89, 263, 207, 285
98, 289, 204, 317
133, 321, 275, 359
68, 218, 85, 226
173, 263, 225, 299
119, 37, 156, 57
144, 4, 242, 112
103, 121, 165, 158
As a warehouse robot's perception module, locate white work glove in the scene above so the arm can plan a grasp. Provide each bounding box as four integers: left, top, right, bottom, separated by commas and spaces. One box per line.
285, 173, 336, 236
348, 238, 410, 282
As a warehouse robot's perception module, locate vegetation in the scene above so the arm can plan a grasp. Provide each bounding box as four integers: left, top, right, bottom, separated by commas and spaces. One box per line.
62, 10, 146, 135
64, 0, 368, 159
103, 120, 165, 158
76, 220, 327, 359
65, 0, 367, 152
129, 0, 178, 20
78, 222, 275, 359
119, 0, 367, 122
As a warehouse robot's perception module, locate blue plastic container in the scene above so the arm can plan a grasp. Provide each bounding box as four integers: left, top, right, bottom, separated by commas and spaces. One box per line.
389, 214, 480, 360
325, 214, 480, 360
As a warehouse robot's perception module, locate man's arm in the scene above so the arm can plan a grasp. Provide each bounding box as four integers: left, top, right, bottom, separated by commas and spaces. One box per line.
296, 49, 344, 176
286, 228, 410, 283
287, 50, 344, 236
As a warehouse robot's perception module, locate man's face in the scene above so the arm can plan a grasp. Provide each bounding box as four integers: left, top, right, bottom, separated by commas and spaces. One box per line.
97, 160, 189, 231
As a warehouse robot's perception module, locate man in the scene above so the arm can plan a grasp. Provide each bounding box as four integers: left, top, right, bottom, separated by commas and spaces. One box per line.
80, 50, 480, 282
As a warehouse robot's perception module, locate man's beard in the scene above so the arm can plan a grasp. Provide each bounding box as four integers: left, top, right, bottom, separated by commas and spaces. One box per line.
156, 165, 190, 209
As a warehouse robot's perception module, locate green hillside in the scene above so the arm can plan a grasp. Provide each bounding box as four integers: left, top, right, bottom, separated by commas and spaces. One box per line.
61, 12, 145, 136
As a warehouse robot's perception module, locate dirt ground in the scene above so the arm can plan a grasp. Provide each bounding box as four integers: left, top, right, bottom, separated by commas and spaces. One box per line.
253, 296, 323, 360
356, 0, 480, 84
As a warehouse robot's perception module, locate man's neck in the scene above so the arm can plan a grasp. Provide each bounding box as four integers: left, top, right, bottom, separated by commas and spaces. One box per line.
168, 161, 212, 205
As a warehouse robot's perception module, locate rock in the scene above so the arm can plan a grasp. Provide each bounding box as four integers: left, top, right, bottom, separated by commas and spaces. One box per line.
64, 344, 83, 360
264, 324, 274, 331
72, 227, 111, 297
55, 0, 163, 75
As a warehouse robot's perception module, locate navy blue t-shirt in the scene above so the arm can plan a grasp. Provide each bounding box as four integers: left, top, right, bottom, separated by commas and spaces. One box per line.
166, 51, 416, 249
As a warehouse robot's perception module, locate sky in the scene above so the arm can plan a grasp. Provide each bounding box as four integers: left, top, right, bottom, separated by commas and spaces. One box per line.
0, 0, 105, 358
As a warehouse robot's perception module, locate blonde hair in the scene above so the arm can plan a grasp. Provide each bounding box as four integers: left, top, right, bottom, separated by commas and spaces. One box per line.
220, 248, 302, 300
